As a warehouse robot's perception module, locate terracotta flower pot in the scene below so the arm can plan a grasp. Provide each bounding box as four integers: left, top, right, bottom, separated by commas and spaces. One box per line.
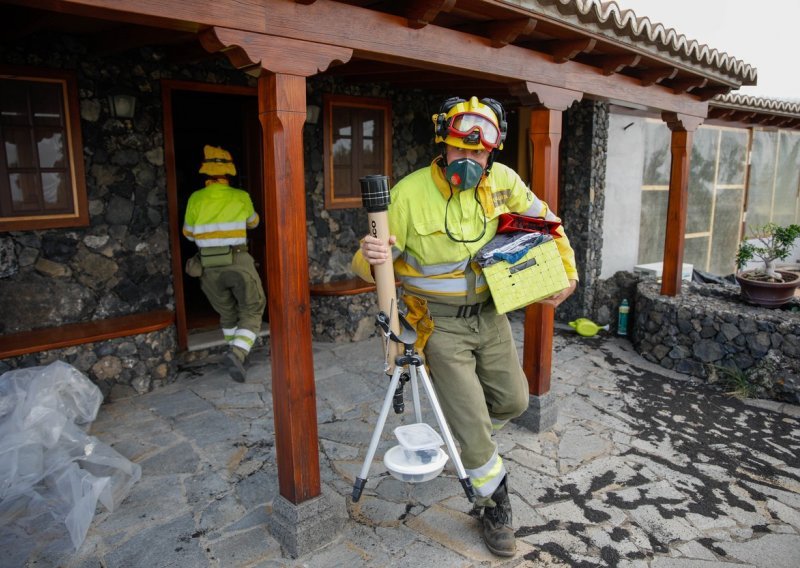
735, 270, 800, 308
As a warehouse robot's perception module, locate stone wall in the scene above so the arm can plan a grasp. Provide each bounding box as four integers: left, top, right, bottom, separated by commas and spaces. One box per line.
633, 279, 800, 403
558, 100, 609, 323
0, 33, 250, 391
0, 34, 252, 336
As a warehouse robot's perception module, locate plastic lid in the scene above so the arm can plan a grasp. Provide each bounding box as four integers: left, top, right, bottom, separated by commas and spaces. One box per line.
394, 423, 444, 450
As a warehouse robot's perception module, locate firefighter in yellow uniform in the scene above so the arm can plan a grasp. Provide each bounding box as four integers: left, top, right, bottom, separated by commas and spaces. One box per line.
353, 97, 578, 557
183, 145, 266, 382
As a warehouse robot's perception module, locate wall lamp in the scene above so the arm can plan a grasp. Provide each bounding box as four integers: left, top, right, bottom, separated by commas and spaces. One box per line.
108, 92, 137, 119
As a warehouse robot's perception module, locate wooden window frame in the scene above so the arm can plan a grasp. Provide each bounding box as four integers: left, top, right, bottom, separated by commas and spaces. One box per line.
322, 94, 392, 210
0, 66, 88, 232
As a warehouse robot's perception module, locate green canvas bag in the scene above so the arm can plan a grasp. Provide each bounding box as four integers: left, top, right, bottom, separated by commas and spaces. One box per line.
199, 245, 233, 268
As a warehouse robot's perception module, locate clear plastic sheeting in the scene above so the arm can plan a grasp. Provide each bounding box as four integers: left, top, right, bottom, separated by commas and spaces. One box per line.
0, 361, 141, 551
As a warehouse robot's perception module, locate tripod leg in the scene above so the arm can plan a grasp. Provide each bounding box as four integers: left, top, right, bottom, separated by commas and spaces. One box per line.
416, 364, 476, 502
409, 362, 423, 423
352, 365, 405, 502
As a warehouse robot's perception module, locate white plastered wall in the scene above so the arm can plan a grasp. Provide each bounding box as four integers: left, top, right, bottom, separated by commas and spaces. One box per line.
600, 113, 647, 279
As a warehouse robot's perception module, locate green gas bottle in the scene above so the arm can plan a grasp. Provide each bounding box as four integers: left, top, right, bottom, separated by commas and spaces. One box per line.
617, 299, 629, 336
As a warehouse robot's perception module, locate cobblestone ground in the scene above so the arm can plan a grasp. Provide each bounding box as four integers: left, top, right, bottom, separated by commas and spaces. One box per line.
8, 322, 800, 568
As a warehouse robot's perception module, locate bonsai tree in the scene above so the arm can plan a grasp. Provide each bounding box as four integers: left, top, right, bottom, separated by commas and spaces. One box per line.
735, 222, 800, 281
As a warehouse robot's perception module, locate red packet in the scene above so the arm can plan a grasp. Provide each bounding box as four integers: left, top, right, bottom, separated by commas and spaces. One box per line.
497, 213, 561, 237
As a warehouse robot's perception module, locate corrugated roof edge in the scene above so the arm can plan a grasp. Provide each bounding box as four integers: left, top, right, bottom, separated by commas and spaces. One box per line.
711, 93, 800, 118
503, 0, 757, 85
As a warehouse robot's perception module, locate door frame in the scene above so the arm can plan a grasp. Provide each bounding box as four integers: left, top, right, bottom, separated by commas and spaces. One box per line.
162, 79, 259, 351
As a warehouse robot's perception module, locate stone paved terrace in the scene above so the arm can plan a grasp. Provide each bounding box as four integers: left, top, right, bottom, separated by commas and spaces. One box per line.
7, 319, 800, 567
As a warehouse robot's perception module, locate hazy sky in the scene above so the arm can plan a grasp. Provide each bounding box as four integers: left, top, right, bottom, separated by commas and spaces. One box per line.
617, 0, 800, 100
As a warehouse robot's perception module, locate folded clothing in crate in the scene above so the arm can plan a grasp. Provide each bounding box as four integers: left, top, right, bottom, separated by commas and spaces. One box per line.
477, 231, 569, 314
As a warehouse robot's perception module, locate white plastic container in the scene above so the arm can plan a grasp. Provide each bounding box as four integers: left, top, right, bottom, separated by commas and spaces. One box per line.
383, 422, 448, 483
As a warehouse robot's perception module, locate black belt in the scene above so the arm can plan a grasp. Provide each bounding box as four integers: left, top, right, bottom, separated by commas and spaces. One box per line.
427, 300, 491, 318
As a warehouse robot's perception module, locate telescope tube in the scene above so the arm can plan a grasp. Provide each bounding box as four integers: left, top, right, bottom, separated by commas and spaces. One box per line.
360, 175, 401, 369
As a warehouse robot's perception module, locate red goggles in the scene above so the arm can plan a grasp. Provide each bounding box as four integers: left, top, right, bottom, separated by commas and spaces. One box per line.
446, 112, 502, 150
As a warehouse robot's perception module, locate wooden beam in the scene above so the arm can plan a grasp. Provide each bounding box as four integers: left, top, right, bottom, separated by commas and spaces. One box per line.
660, 112, 703, 296
487, 17, 537, 48
707, 107, 736, 120
550, 38, 596, 64
258, 72, 321, 505
670, 77, 707, 94
90, 25, 193, 55
406, 0, 455, 30
639, 67, 678, 87
523, 108, 563, 395
33, 0, 710, 117
596, 53, 641, 76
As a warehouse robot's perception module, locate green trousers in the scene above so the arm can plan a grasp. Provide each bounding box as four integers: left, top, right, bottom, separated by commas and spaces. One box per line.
422, 302, 529, 497
200, 251, 266, 356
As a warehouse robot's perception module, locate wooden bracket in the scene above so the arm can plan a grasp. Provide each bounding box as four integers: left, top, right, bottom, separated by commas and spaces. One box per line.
198, 27, 352, 77
488, 17, 537, 48
597, 53, 641, 76
639, 67, 678, 87
550, 38, 596, 63
510, 82, 582, 111
694, 86, 732, 101
662, 111, 704, 133
406, 0, 456, 29
670, 77, 708, 94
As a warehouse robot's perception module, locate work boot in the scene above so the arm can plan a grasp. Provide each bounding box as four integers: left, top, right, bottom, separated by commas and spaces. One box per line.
481, 476, 516, 557
224, 350, 246, 383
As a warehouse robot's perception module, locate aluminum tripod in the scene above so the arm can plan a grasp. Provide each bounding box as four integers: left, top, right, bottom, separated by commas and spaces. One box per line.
351, 310, 476, 503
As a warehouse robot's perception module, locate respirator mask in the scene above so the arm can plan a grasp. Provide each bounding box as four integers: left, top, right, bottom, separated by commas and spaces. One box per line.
444, 157, 485, 190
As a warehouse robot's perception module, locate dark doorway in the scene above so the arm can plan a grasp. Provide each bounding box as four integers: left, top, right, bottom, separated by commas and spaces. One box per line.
169, 87, 266, 335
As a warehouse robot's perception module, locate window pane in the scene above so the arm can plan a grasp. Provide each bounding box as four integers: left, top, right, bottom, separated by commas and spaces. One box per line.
683, 235, 709, 272
686, 127, 717, 234
638, 190, 668, 264
717, 129, 748, 186
0, 81, 29, 125
332, 138, 351, 165
4, 127, 36, 167
746, 130, 778, 231
710, 188, 744, 276
30, 82, 63, 126
36, 128, 65, 168
9, 173, 40, 212
774, 131, 800, 226
362, 119, 375, 138
642, 121, 670, 186
41, 172, 70, 210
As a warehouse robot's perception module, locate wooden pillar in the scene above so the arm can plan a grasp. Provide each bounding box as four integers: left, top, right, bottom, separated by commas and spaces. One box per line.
198, 27, 352, 507
660, 112, 703, 296
510, 83, 581, 397
258, 72, 320, 504
523, 108, 562, 395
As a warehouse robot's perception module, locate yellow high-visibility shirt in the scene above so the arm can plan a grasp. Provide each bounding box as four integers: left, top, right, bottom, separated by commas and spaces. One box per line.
183, 183, 259, 248
352, 158, 578, 305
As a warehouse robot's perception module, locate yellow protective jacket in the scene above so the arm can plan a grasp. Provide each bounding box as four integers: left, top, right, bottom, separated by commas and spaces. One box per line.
352, 158, 578, 306
182, 182, 259, 248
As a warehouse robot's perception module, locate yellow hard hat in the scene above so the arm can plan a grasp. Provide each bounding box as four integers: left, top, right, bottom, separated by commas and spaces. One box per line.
432, 96, 506, 151
199, 145, 237, 177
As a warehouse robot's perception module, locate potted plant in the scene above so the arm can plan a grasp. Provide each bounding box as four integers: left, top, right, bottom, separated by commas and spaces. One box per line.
735, 222, 800, 308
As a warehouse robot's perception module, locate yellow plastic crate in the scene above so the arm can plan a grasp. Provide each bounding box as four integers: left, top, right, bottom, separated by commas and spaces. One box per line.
482, 239, 569, 314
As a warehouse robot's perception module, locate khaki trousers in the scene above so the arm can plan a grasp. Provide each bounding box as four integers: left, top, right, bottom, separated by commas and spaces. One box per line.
200, 251, 266, 340
422, 303, 529, 476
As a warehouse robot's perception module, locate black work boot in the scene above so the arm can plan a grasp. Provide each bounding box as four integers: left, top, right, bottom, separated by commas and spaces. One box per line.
224, 349, 246, 383
481, 476, 516, 557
